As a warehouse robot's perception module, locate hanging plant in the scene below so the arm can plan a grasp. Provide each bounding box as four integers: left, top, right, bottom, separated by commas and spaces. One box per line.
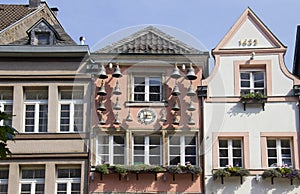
213, 166, 250, 184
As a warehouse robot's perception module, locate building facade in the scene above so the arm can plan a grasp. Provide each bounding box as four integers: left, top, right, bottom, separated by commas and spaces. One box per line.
88, 26, 209, 193
0, 1, 90, 193
203, 8, 300, 193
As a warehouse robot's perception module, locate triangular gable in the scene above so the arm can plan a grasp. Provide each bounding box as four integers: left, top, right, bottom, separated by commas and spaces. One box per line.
27, 18, 60, 39
213, 7, 286, 54
96, 26, 202, 54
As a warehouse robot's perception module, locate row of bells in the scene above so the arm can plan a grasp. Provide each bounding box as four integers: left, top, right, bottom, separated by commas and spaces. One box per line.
171, 63, 198, 80
97, 80, 121, 96
98, 64, 122, 79
98, 111, 195, 126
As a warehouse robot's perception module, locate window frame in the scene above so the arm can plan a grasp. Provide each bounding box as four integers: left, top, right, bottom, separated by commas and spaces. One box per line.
56, 168, 81, 194
132, 135, 162, 165
96, 135, 126, 165
0, 168, 8, 194
19, 169, 45, 194
267, 138, 293, 167
240, 70, 265, 95
132, 75, 162, 102
168, 135, 198, 165
23, 89, 48, 133
58, 88, 84, 133
218, 138, 243, 167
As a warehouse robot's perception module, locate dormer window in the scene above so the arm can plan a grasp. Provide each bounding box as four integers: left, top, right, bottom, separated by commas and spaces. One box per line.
36, 32, 50, 45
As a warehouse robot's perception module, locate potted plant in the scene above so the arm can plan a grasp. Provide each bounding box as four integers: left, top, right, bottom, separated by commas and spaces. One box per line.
213, 166, 250, 184
240, 92, 267, 110
262, 167, 300, 185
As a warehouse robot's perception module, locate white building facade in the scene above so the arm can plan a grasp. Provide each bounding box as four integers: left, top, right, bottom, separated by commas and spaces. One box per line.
203, 8, 300, 193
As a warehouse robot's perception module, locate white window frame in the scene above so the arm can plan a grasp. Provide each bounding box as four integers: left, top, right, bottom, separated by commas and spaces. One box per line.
56, 168, 81, 194
132, 76, 162, 102
58, 88, 84, 133
132, 135, 162, 165
267, 138, 293, 167
168, 135, 198, 165
24, 100, 48, 133
96, 135, 125, 165
0, 101, 12, 126
19, 169, 45, 194
240, 70, 265, 95
0, 169, 8, 194
218, 139, 243, 167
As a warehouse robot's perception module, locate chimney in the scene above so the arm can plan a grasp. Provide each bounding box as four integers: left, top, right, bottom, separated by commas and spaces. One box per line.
51, 7, 59, 16
79, 36, 85, 45
29, 0, 41, 8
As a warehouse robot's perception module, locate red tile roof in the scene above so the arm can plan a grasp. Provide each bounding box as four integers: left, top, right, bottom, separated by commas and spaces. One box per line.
0, 4, 37, 31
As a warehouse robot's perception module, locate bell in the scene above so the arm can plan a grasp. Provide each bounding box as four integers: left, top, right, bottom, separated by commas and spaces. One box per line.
113, 97, 121, 110
172, 113, 179, 125
188, 100, 196, 111
99, 113, 106, 125
171, 82, 181, 96
172, 100, 180, 111
188, 113, 195, 125
186, 63, 197, 80
160, 110, 167, 122
114, 113, 120, 125
97, 100, 106, 112
187, 81, 196, 96
126, 110, 133, 122
98, 64, 108, 79
171, 64, 181, 79
113, 80, 122, 95
112, 64, 122, 78
97, 80, 107, 96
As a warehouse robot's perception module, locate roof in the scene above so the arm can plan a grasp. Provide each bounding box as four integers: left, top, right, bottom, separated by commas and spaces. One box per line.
0, 4, 36, 31
96, 26, 205, 54
0, 2, 76, 45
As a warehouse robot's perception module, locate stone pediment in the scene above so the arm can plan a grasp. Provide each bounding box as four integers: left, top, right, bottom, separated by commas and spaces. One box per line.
96, 26, 202, 54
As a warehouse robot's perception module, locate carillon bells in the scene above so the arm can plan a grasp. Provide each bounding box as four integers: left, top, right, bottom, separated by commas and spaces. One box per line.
113, 80, 122, 95
114, 113, 120, 125
186, 63, 197, 80
172, 113, 179, 125
188, 113, 195, 125
171, 82, 181, 96
112, 64, 122, 78
126, 110, 133, 122
97, 99, 106, 112
97, 80, 107, 96
187, 81, 196, 96
172, 99, 180, 111
99, 113, 106, 125
171, 64, 181, 79
188, 99, 196, 111
113, 97, 121, 110
98, 64, 108, 79
160, 110, 167, 122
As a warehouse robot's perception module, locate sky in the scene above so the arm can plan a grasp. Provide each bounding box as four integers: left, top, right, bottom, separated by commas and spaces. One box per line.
3, 0, 300, 71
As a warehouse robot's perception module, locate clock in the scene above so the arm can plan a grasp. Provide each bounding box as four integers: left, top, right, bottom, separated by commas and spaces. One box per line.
137, 108, 157, 125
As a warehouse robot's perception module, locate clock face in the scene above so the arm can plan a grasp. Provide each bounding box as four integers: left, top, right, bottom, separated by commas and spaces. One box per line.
137, 108, 157, 125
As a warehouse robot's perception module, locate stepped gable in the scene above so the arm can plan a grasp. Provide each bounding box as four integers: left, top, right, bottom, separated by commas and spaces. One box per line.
96, 26, 202, 54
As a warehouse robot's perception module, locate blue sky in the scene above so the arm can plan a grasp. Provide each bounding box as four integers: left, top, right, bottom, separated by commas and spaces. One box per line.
4, 0, 300, 71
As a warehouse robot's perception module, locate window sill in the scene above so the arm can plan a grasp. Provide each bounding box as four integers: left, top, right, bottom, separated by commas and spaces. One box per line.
125, 101, 168, 107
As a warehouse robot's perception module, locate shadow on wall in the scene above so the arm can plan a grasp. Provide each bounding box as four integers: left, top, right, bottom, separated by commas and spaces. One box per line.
227, 103, 264, 117
206, 176, 300, 194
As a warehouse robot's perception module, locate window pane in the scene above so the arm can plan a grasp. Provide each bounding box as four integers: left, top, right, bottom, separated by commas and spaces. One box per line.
134, 94, 145, 101
35, 169, 45, 178
185, 136, 196, 145
134, 86, 145, 92
149, 94, 160, 101
169, 136, 180, 145
134, 156, 144, 164
170, 147, 180, 155
57, 183, 67, 193
134, 136, 144, 144
134, 77, 145, 84
233, 159, 242, 167
21, 184, 31, 193
233, 149, 242, 157
267, 149, 277, 157
3, 105, 12, 126
268, 159, 277, 167
114, 136, 124, 144
149, 136, 160, 145
98, 136, 109, 144
170, 156, 180, 165
114, 156, 124, 164
0, 170, 8, 179
240, 73, 250, 80
57, 169, 69, 178
149, 86, 160, 93
281, 140, 290, 147
35, 184, 44, 194
185, 147, 196, 155
0, 184, 8, 193
71, 183, 80, 194
22, 170, 34, 179
60, 105, 70, 131
149, 146, 160, 155
267, 140, 276, 147
114, 146, 124, 155
241, 81, 250, 87
185, 156, 196, 165
219, 149, 228, 157
219, 140, 228, 148
74, 104, 83, 132
39, 105, 48, 132
134, 146, 144, 155
149, 156, 160, 165
220, 159, 228, 167
232, 140, 241, 147
254, 72, 264, 81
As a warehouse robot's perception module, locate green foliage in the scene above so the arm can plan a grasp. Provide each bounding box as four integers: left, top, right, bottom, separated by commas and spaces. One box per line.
262, 167, 299, 179
165, 164, 202, 174
0, 111, 17, 159
213, 166, 250, 180
95, 164, 109, 174
241, 92, 267, 99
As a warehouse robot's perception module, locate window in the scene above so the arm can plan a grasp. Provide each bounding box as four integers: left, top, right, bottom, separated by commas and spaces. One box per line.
0, 87, 13, 126
97, 135, 125, 165
133, 76, 161, 102
219, 139, 243, 167
56, 168, 81, 194
36, 32, 50, 45
24, 88, 48, 133
169, 135, 197, 165
20, 169, 45, 194
0, 169, 8, 194
133, 136, 161, 165
240, 71, 265, 95
59, 87, 84, 132
267, 139, 292, 167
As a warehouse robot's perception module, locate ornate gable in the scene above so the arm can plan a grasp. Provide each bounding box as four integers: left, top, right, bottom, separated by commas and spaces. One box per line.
213, 7, 286, 55
96, 26, 202, 54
